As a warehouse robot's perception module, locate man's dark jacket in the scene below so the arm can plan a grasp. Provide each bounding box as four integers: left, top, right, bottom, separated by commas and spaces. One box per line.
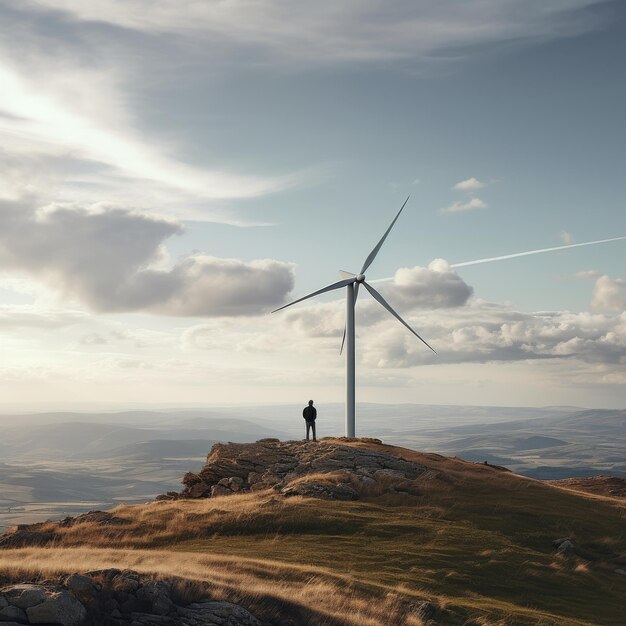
303, 406, 317, 421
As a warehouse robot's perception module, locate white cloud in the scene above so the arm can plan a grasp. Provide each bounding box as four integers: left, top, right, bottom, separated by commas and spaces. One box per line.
265, 261, 626, 370
559, 230, 575, 244
21, 1, 606, 64
362, 305, 626, 368
441, 198, 488, 213
576, 270, 601, 280
386, 259, 473, 308
0, 62, 297, 208
0, 200, 295, 316
591, 275, 626, 312
0, 305, 87, 329
452, 177, 485, 191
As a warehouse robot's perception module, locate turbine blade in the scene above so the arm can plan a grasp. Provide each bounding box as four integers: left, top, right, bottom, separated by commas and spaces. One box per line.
360, 196, 410, 274
339, 270, 356, 279
340, 282, 360, 354
272, 278, 355, 314
363, 282, 436, 353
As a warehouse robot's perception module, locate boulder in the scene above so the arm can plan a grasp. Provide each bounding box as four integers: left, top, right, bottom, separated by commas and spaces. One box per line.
26, 591, 87, 626
282, 481, 359, 501
229, 476, 245, 491
65, 574, 95, 595
211, 484, 232, 497
0, 604, 28, 623
1, 584, 47, 609
111, 572, 140, 593
178, 600, 262, 626
136, 580, 173, 616
188, 481, 211, 498
553, 538, 576, 555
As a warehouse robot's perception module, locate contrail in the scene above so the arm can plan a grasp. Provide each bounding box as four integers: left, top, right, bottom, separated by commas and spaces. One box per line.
369, 235, 626, 283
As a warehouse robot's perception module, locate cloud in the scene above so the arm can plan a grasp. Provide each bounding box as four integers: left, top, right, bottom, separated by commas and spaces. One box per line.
590, 274, 626, 312
362, 305, 626, 368
0, 305, 87, 329
267, 260, 625, 369
21, 1, 606, 65
576, 270, 601, 280
441, 198, 488, 213
559, 230, 575, 244
386, 259, 473, 308
0, 200, 295, 316
452, 177, 485, 191
0, 62, 297, 207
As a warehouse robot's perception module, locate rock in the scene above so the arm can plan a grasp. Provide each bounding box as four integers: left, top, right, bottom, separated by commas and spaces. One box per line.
174, 439, 427, 502
1, 584, 48, 610
136, 581, 173, 616
58, 510, 127, 528
211, 484, 232, 497
615, 568, 626, 575
65, 574, 95, 595
0, 530, 55, 548
0, 597, 6, 610
26, 591, 87, 626
0, 604, 28, 623
120, 597, 140, 614
229, 476, 244, 491
188, 481, 211, 498
556, 539, 575, 555
179, 600, 262, 625
129, 614, 176, 625
247, 471, 262, 485
282, 481, 359, 501
112, 572, 140, 593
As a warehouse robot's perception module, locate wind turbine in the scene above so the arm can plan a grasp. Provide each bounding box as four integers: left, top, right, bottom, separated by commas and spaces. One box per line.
272, 196, 434, 438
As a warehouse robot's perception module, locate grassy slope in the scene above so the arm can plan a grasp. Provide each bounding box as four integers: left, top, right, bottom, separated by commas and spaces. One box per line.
0, 440, 624, 625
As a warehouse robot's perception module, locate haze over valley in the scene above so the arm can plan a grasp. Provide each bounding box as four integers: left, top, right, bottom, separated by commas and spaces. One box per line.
1, 403, 623, 530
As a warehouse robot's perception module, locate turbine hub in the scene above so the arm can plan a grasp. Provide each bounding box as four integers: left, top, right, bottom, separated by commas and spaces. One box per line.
356, 274, 365, 282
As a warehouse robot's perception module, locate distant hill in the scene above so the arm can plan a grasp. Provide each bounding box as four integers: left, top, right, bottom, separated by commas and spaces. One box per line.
413, 409, 626, 479
0, 419, 284, 460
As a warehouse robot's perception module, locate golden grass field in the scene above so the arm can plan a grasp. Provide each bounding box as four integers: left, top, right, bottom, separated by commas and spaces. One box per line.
0, 441, 624, 625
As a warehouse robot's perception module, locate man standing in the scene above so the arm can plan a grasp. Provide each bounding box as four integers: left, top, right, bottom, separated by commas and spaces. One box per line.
302, 400, 317, 441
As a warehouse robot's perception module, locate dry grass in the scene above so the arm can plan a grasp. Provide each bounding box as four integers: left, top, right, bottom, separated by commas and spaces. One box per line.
0, 547, 438, 626
1, 440, 625, 625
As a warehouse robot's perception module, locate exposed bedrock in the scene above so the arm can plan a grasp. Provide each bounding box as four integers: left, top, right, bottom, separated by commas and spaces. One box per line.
165, 438, 428, 502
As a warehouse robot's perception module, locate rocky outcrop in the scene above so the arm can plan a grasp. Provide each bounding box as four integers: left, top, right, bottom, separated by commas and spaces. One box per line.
0, 512, 131, 549
0, 569, 263, 626
164, 438, 427, 501
547, 475, 626, 498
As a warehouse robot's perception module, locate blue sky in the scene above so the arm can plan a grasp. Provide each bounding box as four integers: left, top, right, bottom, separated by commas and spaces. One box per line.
0, 0, 624, 410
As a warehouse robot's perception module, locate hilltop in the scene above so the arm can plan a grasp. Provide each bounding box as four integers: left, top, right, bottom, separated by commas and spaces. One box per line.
0, 438, 625, 625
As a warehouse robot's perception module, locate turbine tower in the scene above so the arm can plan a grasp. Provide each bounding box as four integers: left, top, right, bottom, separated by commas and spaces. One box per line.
272, 197, 435, 437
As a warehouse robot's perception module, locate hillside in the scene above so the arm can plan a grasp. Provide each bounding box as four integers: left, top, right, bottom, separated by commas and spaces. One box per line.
0, 438, 625, 625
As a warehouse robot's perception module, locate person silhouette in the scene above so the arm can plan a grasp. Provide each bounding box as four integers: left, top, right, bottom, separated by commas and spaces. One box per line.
302, 400, 317, 441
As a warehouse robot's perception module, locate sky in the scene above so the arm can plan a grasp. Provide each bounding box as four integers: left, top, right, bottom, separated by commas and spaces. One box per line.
0, 0, 625, 411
